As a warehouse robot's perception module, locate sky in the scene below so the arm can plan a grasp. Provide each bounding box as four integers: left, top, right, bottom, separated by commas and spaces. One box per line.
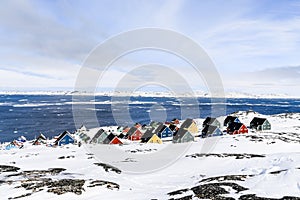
0, 0, 300, 96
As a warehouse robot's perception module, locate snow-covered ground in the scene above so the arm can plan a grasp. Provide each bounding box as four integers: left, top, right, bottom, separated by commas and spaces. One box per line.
0, 111, 300, 199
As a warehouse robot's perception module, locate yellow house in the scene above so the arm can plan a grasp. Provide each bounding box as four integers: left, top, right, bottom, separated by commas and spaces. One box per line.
181, 118, 198, 134
147, 134, 163, 144
187, 122, 198, 134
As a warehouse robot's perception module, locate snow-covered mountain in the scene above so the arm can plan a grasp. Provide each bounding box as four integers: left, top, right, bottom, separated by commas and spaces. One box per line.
0, 90, 298, 99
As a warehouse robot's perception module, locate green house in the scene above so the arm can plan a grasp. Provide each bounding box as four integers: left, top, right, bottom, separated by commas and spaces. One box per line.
202, 117, 221, 128
250, 117, 271, 131
90, 129, 109, 144
173, 128, 194, 143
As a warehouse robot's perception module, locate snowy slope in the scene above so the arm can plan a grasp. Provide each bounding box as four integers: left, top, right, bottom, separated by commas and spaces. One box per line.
0, 111, 299, 199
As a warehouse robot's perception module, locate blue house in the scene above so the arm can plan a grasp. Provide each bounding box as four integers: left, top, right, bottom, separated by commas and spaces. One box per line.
5, 142, 18, 150
54, 131, 75, 146
155, 124, 174, 138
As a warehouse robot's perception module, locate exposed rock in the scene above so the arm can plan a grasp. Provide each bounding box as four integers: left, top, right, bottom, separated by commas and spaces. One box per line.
87, 180, 119, 190
191, 182, 247, 199
126, 148, 157, 153
239, 194, 300, 200
200, 174, 254, 183
0, 165, 20, 173
47, 179, 85, 195
94, 163, 121, 174
7, 168, 66, 178
168, 182, 248, 200
120, 158, 137, 162
3, 166, 120, 198
169, 195, 193, 200
167, 188, 189, 196
8, 193, 32, 199
186, 153, 265, 159
269, 169, 288, 175
58, 155, 75, 159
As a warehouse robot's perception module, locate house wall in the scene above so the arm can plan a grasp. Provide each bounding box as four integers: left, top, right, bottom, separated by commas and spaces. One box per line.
130, 130, 143, 141
110, 137, 122, 144
262, 120, 271, 130
160, 127, 173, 138
212, 120, 221, 128
59, 135, 75, 146
148, 134, 162, 144
213, 128, 223, 136
181, 132, 194, 143
238, 125, 248, 134
188, 123, 198, 134
97, 133, 108, 144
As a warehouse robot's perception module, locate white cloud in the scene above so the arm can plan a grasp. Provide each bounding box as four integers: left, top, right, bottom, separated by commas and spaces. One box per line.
0, 1, 300, 95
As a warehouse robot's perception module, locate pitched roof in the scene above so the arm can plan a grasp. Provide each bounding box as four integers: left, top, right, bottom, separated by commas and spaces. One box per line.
102, 133, 116, 144
90, 129, 105, 143
118, 133, 126, 139
224, 116, 239, 125
37, 133, 46, 140
153, 124, 167, 135
202, 125, 219, 135
141, 128, 155, 143
169, 124, 177, 131
78, 125, 87, 132
126, 127, 138, 137
54, 131, 72, 145
203, 117, 218, 125
33, 133, 47, 144
227, 122, 244, 132
250, 117, 268, 126
173, 128, 189, 141
181, 118, 194, 129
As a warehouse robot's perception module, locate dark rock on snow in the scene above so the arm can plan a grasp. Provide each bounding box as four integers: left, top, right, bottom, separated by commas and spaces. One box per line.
0, 165, 20, 173
94, 163, 122, 174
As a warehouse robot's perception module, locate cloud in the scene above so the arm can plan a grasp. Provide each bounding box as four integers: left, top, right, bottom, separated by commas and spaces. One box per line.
247, 66, 300, 84
0, 1, 300, 96
221, 66, 300, 95
153, 0, 185, 27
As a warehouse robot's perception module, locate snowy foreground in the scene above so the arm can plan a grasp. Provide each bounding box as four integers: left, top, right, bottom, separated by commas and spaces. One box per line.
1, 111, 300, 200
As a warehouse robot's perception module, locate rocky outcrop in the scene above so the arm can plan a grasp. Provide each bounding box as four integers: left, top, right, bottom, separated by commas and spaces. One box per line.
0, 165, 20, 173
186, 153, 265, 159
94, 163, 122, 174
2, 166, 119, 199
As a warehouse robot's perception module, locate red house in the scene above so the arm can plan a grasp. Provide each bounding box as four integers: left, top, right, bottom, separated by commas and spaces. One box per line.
134, 123, 142, 129
103, 133, 123, 145
227, 122, 248, 134
126, 127, 143, 141
122, 127, 130, 134
109, 137, 123, 145
171, 118, 180, 125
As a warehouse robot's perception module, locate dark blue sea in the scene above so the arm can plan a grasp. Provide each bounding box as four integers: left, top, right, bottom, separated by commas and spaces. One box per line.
0, 95, 299, 142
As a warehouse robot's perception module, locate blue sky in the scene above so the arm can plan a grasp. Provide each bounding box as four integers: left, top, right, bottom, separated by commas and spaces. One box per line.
0, 0, 300, 95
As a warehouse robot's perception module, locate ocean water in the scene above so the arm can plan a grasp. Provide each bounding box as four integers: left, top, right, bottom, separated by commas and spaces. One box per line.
0, 95, 299, 142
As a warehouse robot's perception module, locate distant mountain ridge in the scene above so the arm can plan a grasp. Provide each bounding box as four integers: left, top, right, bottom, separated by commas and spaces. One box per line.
0, 90, 298, 99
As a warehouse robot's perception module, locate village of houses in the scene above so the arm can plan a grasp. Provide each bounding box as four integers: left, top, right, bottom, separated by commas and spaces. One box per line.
3, 114, 272, 149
